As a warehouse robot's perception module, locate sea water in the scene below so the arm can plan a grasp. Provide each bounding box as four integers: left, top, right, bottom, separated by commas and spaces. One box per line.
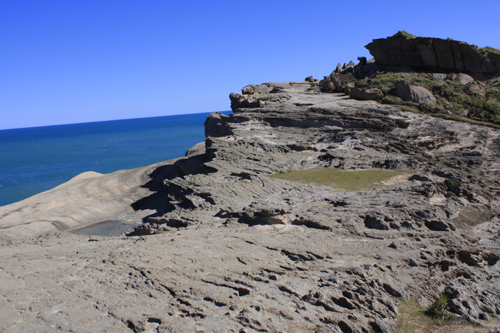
0, 111, 230, 207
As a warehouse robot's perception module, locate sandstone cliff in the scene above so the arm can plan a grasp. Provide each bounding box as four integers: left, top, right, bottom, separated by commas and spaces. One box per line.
2, 81, 499, 332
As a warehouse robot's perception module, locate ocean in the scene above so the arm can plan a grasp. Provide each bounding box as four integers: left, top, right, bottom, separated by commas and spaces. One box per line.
0, 111, 230, 207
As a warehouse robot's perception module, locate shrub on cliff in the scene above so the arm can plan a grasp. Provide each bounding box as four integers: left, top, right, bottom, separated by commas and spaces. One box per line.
480, 46, 500, 56
391, 30, 416, 39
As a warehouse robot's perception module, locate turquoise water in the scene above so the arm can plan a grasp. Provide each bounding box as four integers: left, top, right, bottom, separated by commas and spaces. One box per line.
0, 111, 230, 206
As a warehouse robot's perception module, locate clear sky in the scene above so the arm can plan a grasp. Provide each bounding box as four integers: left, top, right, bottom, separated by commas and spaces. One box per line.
1, 0, 499, 130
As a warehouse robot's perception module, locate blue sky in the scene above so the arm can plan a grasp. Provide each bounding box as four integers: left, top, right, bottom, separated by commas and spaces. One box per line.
1, 1, 499, 130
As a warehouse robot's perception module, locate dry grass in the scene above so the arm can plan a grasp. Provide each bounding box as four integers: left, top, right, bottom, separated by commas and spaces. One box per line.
268, 168, 415, 192
362, 72, 500, 127
397, 299, 500, 333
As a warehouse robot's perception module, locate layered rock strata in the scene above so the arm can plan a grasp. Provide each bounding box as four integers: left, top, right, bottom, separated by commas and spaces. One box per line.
365, 35, 500, 76
1, 82, 499, 332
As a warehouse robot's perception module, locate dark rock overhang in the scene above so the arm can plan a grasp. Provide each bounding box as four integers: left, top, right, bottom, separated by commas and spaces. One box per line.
365, 34, 500, 76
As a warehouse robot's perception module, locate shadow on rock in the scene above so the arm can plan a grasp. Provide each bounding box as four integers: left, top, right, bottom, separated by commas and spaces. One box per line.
130, 151, 216, 225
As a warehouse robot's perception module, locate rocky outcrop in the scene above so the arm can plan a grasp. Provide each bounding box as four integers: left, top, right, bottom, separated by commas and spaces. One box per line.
320, 72, 356, 93
319, 34, 500, 125
229, 83, 291, 110
1, 81, 499, 332
366, 35, 500, 76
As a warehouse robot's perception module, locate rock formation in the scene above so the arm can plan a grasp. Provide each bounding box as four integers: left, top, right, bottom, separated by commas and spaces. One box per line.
2, 80, 499, 332
320, 33, 500, 125
365, 34, 500, 76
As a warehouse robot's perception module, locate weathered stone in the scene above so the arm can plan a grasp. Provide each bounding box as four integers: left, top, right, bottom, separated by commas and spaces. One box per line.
447, 73, 475, 84
241, 84, 274, 95
432, 73, 447, 81
204, 112, 232, 137
305, 75, 316, 82
229, 92, 263, 110
411, 86, 437, 104
329, 73, 356, 92
319, 77, 335, 92
396, 81, 437, 104
349, 87, 383, 100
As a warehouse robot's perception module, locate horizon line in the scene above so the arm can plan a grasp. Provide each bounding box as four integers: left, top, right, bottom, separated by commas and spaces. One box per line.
0, 110, 232, 132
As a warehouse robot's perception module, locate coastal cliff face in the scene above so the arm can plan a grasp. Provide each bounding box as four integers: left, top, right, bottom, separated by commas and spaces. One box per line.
1, 82, 500, 332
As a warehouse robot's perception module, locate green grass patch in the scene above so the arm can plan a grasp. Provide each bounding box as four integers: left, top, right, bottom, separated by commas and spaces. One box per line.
268, 168, 416, 192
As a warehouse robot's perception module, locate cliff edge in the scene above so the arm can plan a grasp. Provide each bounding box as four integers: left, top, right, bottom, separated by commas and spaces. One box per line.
1, 79, 499, 332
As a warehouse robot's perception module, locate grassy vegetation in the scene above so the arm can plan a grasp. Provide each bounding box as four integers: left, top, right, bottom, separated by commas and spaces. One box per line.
268, 168, 415, 192
480, 46, 500, 55
361, 72, 500, 126
453, 206, 494, 228
392, 30, 417, 39
396, 298, 494, 333
395, 104, 500, 129
425, 294, 452, 320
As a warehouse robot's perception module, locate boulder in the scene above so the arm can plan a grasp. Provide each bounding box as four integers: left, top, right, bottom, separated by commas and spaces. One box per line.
411, 86, 437, 104
320, 73, 357, 93
204, 112, 232, 137
319, 77, 336, 92
447, 73, 475, 84
331, 73, 356, 92
396, 81, 437, 104
343, 82, 355, 94
432, 73, 447, 81
229, 92, 264, 110
349, 87, 383, 100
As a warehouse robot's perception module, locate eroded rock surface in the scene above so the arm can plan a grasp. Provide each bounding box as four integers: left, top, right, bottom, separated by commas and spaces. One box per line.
1, 82, 499, 332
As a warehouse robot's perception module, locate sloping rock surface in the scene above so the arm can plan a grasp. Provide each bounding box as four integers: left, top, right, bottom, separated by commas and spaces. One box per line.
0, 166, 162, 241
1, 82, 500, 332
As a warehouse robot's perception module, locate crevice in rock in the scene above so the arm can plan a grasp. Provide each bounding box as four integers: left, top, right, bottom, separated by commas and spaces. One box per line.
201, 279, 251, 297
291, 219, 332, 230
203, 297, 227, 307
